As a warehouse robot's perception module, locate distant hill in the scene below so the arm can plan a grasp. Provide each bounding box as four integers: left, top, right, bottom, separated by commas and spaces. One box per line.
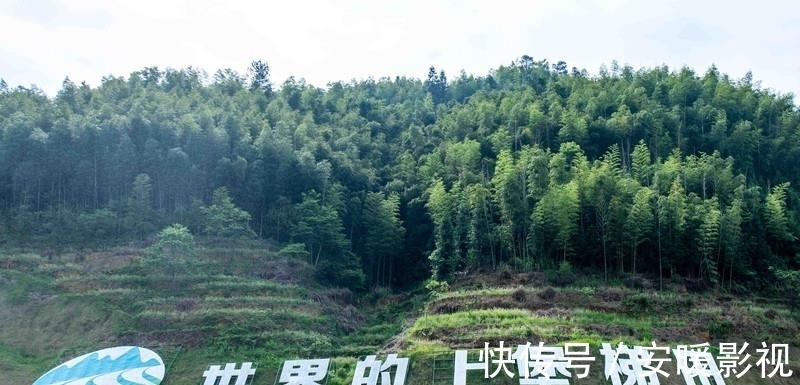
3, 58, 800, 384
2, 58, 800, 296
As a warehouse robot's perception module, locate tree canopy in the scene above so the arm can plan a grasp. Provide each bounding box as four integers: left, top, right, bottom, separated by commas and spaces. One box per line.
1, 57, 799, 291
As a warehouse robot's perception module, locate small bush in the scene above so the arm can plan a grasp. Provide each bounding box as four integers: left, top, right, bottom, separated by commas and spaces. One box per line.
578, 286, 596, 296
552, 273, 575, 287
547, 261, 576, 287
277, 243, 310, 259
597, 287, 624, 301
499, 266, 513, 281
511, 287, 527, 302
538, 287, 556, 301
623, 275, 653, 290
622, 293, 651, 315
558, 260, 573, 275
327, 358, 357, 385
425, 279, 450, 298
176, 298, 198, 312
685, 278, 710, 293
707, 318, 733, 339
315, 259, 366, 292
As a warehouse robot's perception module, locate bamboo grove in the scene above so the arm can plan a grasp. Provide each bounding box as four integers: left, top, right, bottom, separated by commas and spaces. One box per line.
1, 57, 799, 291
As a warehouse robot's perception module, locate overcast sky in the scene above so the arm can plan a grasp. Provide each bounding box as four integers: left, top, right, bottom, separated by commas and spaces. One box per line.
1, 0, 798, 103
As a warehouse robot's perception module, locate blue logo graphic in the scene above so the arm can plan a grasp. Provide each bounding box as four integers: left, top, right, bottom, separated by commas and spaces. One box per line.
32, 346, 165, 385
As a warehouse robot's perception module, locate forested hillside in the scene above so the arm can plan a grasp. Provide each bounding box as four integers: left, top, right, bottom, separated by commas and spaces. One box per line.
1, 57, 799, 294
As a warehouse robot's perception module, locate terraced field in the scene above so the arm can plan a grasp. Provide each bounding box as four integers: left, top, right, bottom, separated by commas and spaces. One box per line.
0, 241, 399, 385
396, 277, 800, 385
2, 247, 799, 385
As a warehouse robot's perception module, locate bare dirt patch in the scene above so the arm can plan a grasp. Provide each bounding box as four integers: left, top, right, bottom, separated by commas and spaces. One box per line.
583, 324, 636, 338
596, 287, 626, 301
428, 295, 555, 315
118, 329, 212, 348
425, 325, 540, 348
449, 269, 549, 290
652, 327, 705, 344
533, 307, 572, 319
256, 259, 314, 284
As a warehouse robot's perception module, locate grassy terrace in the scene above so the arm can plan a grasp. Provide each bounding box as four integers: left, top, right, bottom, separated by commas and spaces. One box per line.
0, 243, 402, 385
394, 283, 800, 384
411, 286, 800, 344
2, 247, 799, 384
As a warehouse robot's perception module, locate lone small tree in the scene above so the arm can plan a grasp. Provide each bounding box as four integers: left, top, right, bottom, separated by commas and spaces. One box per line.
201, 187, 256, 239
145, 224, 195, 280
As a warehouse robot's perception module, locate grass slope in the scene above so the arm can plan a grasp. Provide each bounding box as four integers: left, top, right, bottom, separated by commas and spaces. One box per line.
394, 271, 800, 384
0, 241, 411, 385
2, 247, 799, 385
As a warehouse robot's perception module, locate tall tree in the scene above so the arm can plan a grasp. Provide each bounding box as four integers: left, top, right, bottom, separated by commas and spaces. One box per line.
426, 178, 452, 278
361, 192, 405, 287
626, 186, 654, 274
533, 181, 579, 264
424, 66, 448, 105
201, 187, 256, 238
248, 59, 272, 94
697, 198, 721, 285
145, 224, 196, 280
764, 182, 796, 257
293, 191, 346, 266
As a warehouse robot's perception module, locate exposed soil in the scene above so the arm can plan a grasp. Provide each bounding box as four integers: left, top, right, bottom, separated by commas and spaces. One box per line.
584, 324, 636, 338
448, 268, 550, 290
117, 329, 212, 348
424, 325, 541, 348
651, 327, 705, 344
428, 295, 556, 315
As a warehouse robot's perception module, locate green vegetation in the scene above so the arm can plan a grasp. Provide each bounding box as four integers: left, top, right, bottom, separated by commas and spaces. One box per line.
201, 187, 256, 239
144, 224, 196, 280
1, 57, 800, 384
0, 241, 409, 385
2, 57, 800, 292
401, 279, 800, 384
2, 244, 798, 384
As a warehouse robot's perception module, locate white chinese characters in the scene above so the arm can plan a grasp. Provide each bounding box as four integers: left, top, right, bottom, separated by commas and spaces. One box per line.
352, 354, 410, 385
279, 359, 331, 385
202, 362, 256, 385
196, 341, 793, 385
455, 342, 596, 385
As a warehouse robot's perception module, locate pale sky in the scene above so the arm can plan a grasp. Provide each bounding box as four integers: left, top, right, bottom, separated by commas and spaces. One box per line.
1, 0, 799, 103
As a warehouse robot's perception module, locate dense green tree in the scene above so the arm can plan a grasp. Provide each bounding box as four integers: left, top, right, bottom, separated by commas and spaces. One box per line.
719, 193, 744, 289
145, 224, 196, 280
292, 190, 349, 267
532, 180, 579, 265
630, 140, 652, 185
656, 178, 687, 285
201, 187, 256, 238
426, 179, 453, 278
424, 66, 448, 105
0, 57, 798, 292
764, 182, 796, 258
492, 149, 528, 262
361, 192, 405, 287
697, 198, 722, 285
125, 173, 158, 239
586, 146, 623, 280
626, 186, 654, 274
248, 59, 272, 94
